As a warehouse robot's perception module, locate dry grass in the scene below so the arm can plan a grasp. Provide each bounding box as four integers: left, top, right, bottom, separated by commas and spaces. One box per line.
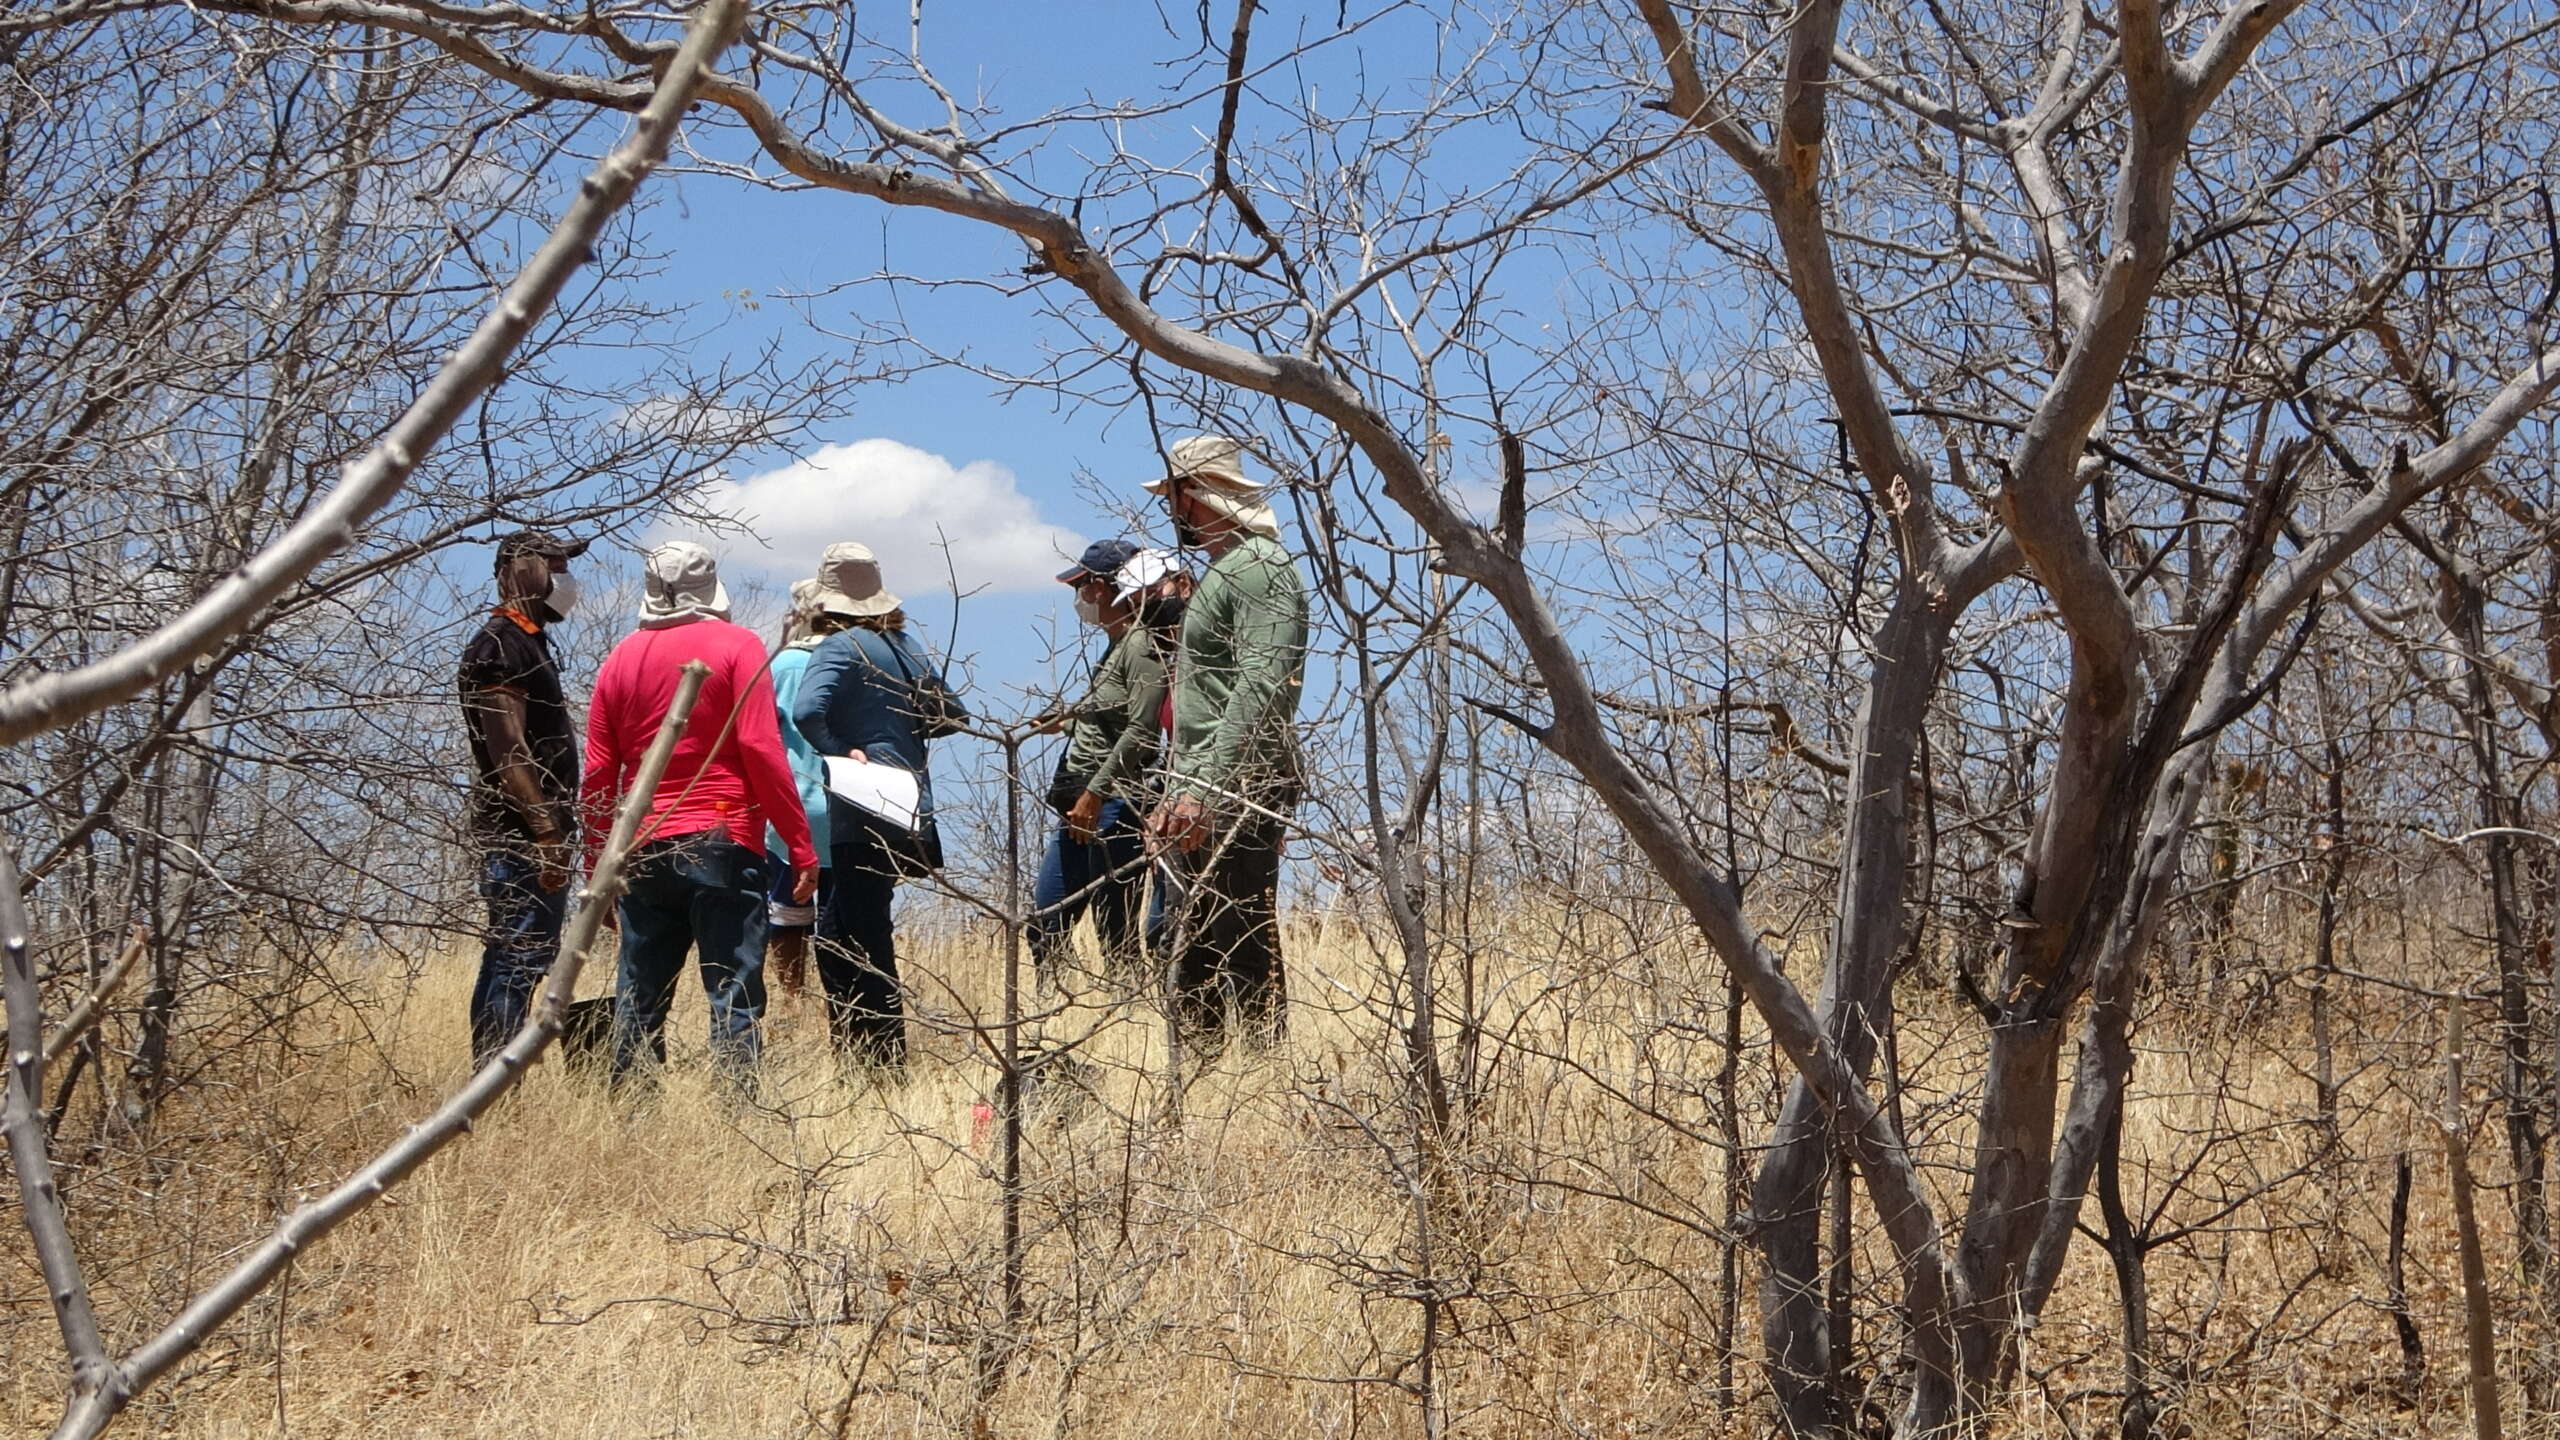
0, 911, 2537, 1438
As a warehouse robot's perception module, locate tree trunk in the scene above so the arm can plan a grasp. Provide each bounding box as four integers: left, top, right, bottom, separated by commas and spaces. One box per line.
2448, 1000, 2509, 1440
2444, 560, 2550, 1411
2096, 1095, 2155, 1440
1751, 585, 1952, 1435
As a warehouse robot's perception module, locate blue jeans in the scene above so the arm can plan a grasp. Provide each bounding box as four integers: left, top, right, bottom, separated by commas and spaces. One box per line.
610, 833, 769, 1084
1027, 799, 1148, 975
472, 850, 567, 1066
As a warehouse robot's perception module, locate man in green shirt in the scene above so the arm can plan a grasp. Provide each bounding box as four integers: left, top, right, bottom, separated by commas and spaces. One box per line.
1144, 435, 1310, 1043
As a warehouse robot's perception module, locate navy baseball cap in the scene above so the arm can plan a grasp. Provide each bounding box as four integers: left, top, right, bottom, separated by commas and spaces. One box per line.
1056, 538, 1141, 585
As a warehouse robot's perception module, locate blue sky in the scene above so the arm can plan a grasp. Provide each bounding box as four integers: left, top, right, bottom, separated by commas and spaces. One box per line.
451, 0, 1848, 783
519, 0, 1580, 719
599, 168, 1145, 714
549, 6, 1277, 712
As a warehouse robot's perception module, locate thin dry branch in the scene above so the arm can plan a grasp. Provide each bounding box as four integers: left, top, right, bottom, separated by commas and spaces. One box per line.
52, 661, 709, 1440
0, 848, 110, 1400
0, 0, 741, 748
38, 928, 144, 1076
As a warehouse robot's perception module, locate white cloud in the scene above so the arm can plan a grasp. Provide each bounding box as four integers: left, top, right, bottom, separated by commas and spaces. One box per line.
688, 438, 1085, 598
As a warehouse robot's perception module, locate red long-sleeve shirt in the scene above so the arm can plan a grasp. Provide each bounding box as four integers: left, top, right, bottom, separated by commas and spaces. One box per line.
580, 619, 817, 871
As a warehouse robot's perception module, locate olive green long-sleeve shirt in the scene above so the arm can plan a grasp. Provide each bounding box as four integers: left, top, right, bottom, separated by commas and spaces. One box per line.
1169, 533, 1308, 804
1064, 625, 1168, 803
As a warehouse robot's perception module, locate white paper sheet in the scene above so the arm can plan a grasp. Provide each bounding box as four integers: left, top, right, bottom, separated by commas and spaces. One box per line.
824, 756, 921, 831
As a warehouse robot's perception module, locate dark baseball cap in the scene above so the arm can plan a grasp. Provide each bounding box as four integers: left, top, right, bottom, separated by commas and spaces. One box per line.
1055, 538, 1140, 585
493, 529, 590, 569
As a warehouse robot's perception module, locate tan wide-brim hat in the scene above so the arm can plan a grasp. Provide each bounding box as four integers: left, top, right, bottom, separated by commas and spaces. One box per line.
1142, 434, 1264, 495
811, 540, 900, 618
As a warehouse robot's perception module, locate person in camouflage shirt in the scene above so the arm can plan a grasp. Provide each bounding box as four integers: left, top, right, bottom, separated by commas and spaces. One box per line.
1143, 435, 1309, 1044
1030, 539, 1163, 981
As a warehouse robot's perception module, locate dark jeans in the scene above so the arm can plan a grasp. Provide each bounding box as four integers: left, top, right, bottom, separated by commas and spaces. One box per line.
472, 849, 568, 1066
817, 822, 905, 1068
1027, 798, 1149, 976
610, 832, 769, 1084
1167, 801, 1290, 1044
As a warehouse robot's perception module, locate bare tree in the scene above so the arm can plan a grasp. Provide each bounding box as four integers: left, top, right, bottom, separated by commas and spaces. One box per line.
157, 0, 2560, 1429
11, 0, 2560, 1434
1, 7, 748, 1434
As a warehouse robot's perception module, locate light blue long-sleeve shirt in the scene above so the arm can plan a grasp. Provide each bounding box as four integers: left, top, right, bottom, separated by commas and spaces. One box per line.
763, 639, 831, 859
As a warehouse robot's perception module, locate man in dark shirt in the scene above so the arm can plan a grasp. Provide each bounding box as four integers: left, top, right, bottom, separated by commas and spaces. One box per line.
458, 529, 587, 1064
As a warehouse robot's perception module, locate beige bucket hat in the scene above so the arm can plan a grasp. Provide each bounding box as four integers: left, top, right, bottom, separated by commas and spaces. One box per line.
1142, 434, 1264, 495
777, 576, 823, 642
637, 540, 731, 627
810, 541, 900, 618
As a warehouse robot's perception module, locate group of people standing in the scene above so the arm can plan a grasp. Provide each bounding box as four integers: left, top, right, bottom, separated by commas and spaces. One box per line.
456, 434, 1309, 1088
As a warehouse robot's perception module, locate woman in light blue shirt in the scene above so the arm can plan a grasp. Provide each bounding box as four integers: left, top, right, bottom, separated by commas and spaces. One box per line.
764, 579, 837, 997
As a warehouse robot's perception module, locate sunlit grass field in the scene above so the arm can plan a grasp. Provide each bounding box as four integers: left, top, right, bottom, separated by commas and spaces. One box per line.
0, 909, 2516, 1437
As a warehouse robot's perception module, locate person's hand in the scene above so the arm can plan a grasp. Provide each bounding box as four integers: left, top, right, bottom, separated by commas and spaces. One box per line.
1026, 707, 1070, 737
1064, 790, 1105, 844
791, 863, 820, 905
1150, 794, 1210, 853
840, 748, 868, 764
531, 827, 571, 892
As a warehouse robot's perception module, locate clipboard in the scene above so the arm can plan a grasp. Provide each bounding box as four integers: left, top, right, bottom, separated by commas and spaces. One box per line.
824, 756, 921, 831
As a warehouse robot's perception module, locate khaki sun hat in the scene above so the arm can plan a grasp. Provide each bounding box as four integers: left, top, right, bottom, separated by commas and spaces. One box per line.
786, 576, 822, 619
1141, 434, 1264, 495
637, 540, 731, 627
811, 540, 900, 618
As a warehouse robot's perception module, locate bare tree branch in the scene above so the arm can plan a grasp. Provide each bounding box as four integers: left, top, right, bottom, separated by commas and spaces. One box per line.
54, 661, 709, 1440
0, 0, 738, 748
38, 928, 143, 1076
0, 846, 110, 1400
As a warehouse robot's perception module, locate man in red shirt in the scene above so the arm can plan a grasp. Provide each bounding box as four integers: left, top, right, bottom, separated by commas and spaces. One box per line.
582, 540, 817, 1088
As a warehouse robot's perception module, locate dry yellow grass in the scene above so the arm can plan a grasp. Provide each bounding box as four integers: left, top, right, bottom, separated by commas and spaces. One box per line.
0, 912, 2534, 1438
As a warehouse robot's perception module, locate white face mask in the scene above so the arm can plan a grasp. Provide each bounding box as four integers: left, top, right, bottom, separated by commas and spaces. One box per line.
1073, 594, 1103, 627
541, 568, 581, 621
